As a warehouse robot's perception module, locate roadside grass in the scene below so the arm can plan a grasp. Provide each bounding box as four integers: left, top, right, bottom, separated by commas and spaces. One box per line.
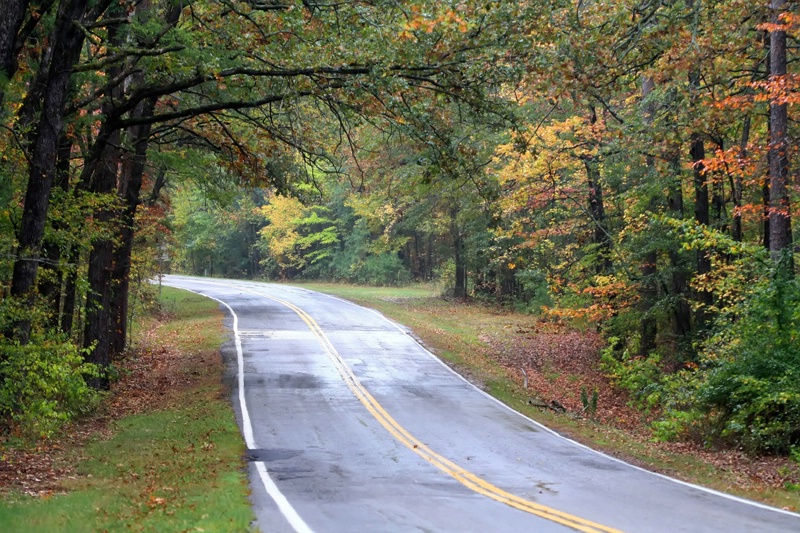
297, 281, 800, 512
0, 286, 255, 532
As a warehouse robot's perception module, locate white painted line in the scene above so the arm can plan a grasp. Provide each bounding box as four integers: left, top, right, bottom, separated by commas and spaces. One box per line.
186, 290, 316, 533
310, 289, 800, 519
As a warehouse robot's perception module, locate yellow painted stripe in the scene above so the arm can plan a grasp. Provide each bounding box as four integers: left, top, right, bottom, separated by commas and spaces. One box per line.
258, 291, 623, 533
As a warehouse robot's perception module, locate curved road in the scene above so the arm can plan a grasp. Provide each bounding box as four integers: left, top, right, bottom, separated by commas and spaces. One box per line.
162, 275, 799, 533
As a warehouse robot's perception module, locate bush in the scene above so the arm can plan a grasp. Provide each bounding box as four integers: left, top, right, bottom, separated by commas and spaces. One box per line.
655, 258, 800, 453
0, 334, 101, 440
599, 336, 664, 410
355, 253, 411, 286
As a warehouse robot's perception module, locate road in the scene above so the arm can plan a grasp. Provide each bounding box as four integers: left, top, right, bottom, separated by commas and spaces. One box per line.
162, 275, 800, 533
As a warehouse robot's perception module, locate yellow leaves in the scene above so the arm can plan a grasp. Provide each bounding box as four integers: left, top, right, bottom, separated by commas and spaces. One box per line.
258, 195, 307, 269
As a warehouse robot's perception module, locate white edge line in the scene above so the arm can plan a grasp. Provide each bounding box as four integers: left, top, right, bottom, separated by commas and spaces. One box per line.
174, 286, 316, 533
307, 287, 800, 519
165, 276, 800, 519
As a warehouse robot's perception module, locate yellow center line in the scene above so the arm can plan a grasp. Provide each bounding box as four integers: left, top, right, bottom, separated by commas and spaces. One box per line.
253, 289, 623, 533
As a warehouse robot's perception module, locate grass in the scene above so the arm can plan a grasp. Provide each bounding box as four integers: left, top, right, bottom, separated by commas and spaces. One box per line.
0, 286, 256, 532
296, 281, 800, 512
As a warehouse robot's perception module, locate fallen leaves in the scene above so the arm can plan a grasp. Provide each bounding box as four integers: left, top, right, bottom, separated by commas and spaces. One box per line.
0, 311, 223, 497
480, 318, 800, 498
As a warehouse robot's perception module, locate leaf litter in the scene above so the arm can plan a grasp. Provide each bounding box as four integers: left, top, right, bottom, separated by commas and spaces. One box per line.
0, 310, 219, 498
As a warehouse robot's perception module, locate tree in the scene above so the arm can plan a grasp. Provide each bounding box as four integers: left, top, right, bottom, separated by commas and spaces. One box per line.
767, 0, 793, 270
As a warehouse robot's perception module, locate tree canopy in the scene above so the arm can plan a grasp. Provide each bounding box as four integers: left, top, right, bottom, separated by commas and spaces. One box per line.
2, 0, 800, 453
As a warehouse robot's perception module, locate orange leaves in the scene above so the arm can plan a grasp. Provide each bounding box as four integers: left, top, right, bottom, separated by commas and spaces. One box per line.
753, 74, 800, 106
758, 12, 800, 35
545, 275, 639, 323
401, 5, 469, 39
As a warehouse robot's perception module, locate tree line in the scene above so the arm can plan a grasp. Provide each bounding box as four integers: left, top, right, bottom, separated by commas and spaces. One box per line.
3, 1, 800, 453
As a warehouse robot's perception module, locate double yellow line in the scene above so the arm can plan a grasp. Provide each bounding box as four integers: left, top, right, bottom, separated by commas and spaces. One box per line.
261, 292, 622, 533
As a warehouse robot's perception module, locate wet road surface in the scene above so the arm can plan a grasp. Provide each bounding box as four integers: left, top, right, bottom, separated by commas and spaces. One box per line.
162, 275, 800, 533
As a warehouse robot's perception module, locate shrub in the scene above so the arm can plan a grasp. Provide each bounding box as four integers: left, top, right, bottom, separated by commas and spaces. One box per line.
655, 257, 800, 454
600, 336, 664, 410
0, 334, 101, 440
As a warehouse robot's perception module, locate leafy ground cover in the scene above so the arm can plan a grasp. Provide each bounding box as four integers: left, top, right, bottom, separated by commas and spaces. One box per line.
0, 287, 255, 532
300, 282, 800, 512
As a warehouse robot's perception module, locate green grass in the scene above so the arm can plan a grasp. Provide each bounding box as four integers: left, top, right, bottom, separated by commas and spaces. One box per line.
0, 287, 256, 532
295, 281, 800, 512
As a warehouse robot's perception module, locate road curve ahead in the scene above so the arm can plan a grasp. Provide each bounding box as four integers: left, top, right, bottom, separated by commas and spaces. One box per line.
161, 275, 799, 533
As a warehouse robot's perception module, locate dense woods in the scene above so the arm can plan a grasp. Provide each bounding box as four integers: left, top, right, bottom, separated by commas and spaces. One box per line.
2, 0, 800, 454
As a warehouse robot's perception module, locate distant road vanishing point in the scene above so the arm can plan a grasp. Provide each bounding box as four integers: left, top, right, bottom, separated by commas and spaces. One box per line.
163, 275, 800, 533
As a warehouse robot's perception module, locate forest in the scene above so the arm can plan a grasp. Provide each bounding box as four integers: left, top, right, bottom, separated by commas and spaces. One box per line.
1, 0, 800, 455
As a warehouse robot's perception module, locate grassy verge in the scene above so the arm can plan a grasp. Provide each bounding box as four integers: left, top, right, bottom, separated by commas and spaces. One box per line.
298, 281, 800, 512
0, 287, 255, 532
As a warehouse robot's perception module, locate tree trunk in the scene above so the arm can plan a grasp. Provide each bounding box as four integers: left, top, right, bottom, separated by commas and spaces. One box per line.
83, 15, 126, 387
450, 206, 467, 298
689, 61, 713, 328
768, 0, 793, 270
110, 98, 157, 354
690, 132, 713, 302
83, 134, 121, 389
639, 76, 658, 354
731, 115, 749, 242
666, 149, 692, 342
583, 105, 611, 274
38, 133, 74, 330
7, 0, 89, 344
0, 0, 28, 106
585, 158, 611, 273
453, 231, 467, 298
60, 245, 80, 335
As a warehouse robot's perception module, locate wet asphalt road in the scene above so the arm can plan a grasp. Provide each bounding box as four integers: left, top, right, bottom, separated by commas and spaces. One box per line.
162, 275, 800, 533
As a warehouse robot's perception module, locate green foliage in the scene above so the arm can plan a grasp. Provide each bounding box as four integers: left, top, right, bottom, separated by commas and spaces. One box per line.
600, 337, 663, 410
354, 253, 412, 286
0, 335, 101, 440
656, 257, 800, 453
580, 386, 599, 418
513, 268, 552, 313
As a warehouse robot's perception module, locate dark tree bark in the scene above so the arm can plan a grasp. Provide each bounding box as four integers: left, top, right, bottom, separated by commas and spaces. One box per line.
453, 232, 467, 298
83, 15, 126, 387
83, 132, 121, 389
583, 106, 611, 274
690, 132, 714, 328
666, 149, 692, 342
731, 115, 750, 243
146, 166, 168, 206
0, 0, 28, 106
110, 97, 157, 354
585, 158, 611, 273
449, 205, 467, 298
60, 245, 80, 335
8, 0, 90, 344
38, 132, 74, 330
689, 60, 714, 329
763, 176, 771, 250
768, 0, 793, 270
691, 136, 712, 261
109, 1, 183, 353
